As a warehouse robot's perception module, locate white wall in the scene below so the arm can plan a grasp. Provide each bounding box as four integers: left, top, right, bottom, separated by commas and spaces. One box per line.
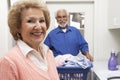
94, 0, 120, 61
94, 0, 108, 61
0, 0, 8, 58
108, 0, 120, 28
0, 0, 120, 61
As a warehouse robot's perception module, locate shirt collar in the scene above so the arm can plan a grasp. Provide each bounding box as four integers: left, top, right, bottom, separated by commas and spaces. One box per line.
17, 40, 34, 57
57, 25, 72, 33
17, 40, 48, 57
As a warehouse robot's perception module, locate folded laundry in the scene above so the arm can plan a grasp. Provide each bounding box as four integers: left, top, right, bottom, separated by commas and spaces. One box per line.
55, 54, 93, 69
64, 56, 93, 69
55, 54, 73, 66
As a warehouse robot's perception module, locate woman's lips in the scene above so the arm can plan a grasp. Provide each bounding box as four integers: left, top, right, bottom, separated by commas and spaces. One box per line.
31, 32, 43, 37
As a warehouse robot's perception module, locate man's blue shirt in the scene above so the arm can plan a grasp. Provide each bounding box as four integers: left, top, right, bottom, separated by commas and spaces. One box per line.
44, 25, 89, 56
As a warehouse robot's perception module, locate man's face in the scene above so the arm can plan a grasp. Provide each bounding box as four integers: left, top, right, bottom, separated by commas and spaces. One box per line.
56, 10, 68, 29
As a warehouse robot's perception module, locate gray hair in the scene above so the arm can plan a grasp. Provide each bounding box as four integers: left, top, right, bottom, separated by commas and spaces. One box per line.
55, 9, 69, 18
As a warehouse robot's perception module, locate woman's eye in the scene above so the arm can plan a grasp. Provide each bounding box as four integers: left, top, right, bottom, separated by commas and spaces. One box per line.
27, 20, 34, 23
39, 19, 45, 23
26, 19, 45, 23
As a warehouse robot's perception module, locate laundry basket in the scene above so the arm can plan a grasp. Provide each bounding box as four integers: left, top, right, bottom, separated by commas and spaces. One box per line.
57, 66, 91, 80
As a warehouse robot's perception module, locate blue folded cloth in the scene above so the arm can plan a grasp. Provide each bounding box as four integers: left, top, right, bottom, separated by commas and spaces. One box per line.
64, 56, 93, 69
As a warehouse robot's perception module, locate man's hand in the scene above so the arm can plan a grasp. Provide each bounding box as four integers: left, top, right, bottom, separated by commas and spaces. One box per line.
85, 52, 93, 62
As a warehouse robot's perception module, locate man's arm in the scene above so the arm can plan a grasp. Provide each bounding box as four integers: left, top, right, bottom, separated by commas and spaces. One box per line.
84, 51, 93, 62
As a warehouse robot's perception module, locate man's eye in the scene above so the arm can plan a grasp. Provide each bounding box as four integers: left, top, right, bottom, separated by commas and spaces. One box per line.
63, 16, 67, 18
57, 16, 61, 19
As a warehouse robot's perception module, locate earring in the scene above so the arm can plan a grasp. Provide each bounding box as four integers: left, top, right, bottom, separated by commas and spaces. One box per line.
17, 33, 21, 38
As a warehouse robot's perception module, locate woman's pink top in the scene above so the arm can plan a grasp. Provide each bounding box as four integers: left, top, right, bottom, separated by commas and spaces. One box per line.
0, 46, 59, 80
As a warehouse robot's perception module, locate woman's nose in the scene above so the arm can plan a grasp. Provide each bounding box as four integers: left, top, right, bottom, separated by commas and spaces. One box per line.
34, 21, 42, 29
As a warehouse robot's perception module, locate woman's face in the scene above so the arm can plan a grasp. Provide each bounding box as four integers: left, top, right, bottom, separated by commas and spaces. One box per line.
19, 8, 47, 48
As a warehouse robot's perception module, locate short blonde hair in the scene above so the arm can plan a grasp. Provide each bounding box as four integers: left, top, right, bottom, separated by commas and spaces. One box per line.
8, 0, 50, 40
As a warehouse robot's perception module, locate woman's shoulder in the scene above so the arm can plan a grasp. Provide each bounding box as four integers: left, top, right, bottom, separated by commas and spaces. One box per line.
43, 44, 53, 56
0, 46, 19, 67
1, 46, 21, 62
6, 46, 20, 55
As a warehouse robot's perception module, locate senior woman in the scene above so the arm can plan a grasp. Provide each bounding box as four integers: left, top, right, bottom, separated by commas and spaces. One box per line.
0, 0, 59, 80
